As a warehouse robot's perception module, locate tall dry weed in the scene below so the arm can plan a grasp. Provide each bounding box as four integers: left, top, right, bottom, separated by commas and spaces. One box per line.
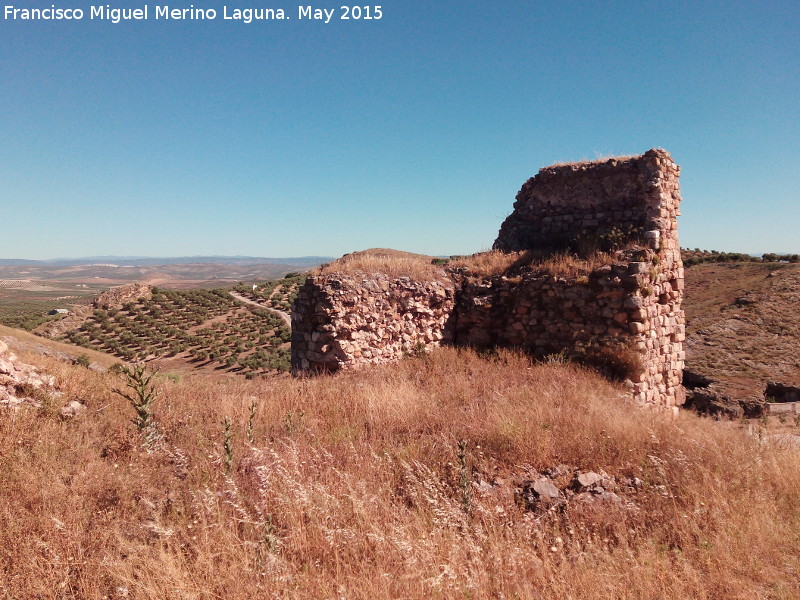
545, 153, 636, 168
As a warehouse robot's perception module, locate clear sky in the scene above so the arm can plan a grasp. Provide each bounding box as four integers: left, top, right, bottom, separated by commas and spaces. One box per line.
1, 0, 798, 260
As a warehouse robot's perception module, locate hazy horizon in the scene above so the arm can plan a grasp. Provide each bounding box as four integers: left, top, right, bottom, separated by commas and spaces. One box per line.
2, 249, 798, 263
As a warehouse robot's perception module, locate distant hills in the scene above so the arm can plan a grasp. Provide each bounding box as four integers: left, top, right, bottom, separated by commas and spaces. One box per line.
0, 256, 333, 267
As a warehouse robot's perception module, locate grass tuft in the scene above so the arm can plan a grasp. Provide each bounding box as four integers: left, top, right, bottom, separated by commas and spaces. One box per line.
450, 250, 619, 279
317, 248, 446, 280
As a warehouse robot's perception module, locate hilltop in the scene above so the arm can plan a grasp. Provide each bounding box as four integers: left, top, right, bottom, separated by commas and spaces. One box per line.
1, 247, 799, 597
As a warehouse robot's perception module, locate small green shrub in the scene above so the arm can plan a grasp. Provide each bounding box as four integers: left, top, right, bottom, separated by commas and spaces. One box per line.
113, 364, 161, 449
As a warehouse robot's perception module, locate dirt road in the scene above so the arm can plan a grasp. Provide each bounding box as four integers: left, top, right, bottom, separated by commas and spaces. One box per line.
229, 291, 292, 328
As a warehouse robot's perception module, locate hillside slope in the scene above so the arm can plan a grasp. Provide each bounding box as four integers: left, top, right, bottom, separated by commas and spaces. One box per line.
1, 347, 798, 598
57, 288, 292, 375
0, 324, 119, 369
683, 262, 800, 401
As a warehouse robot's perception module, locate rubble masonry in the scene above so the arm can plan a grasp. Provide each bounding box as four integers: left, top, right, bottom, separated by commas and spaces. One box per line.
291, 149, 685, 407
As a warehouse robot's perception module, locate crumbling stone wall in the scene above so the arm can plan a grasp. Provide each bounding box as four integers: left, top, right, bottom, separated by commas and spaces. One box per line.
494, 150, 679, 255
480, 149, 685, 406
455, 264, 637, 351
291, 274, 455, 371
291, 149, 685, 408
454, 252, 685, 407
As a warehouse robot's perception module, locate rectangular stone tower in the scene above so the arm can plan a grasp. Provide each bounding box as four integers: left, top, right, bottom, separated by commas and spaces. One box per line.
478, 149, 685, 406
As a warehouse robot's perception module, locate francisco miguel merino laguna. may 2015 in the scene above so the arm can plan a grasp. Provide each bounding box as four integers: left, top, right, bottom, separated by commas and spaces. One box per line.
3, 4, 383, 23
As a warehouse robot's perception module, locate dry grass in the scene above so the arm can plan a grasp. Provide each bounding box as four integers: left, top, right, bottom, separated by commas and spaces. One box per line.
452, 250, 617, 279
316, 248, 446, 281
2, 347, 799, 598
0, 324, 119, 368
317, 248, 620, 283
448, 250, 526, 277
545, 153, 637, 169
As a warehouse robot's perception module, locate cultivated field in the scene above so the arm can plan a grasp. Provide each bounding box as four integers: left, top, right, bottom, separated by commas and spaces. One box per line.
0, 261, 320, 285
0, 267, 306, 377
0, 260, 318, 333
0, 280, 103, 331
61, 283, 299, 376
232, 272, 305, 314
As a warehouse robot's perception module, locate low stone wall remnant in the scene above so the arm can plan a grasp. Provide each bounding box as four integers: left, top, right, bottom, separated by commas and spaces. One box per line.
291, 274, 456, 372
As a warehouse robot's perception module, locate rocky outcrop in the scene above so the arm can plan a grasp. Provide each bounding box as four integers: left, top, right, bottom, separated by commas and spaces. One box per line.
765, 382, 800, 404
34, 283, 153, 339
493, 464, 640, 514
0, 340, 55, 407
683, 368, 764, 418
33, 305, 93, 340
92, 283, 152, 310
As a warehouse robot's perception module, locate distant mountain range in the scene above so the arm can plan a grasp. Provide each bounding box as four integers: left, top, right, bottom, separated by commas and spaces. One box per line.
0, 256, 334, 267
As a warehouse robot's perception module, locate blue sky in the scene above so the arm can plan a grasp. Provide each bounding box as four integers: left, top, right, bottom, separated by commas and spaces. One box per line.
1, 0, 798, 259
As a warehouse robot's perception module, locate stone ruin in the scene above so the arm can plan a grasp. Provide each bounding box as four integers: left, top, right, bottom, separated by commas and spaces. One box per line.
291, 149, 685, 408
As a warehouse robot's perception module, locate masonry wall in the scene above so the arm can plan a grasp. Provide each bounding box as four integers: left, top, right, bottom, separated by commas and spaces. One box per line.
494, 149, 680, 255
291, 149, 685, 407
291, 274, 456, 372
455, 265, 634, 351
484, 148, 685, 406
454, 254, 685, 407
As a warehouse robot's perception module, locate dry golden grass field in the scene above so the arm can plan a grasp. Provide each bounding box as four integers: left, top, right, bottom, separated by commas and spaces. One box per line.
2, 345, 799, 599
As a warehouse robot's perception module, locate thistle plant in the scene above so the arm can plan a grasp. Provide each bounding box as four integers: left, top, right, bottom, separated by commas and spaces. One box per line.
457, 439, 472, 515
222, 417, 234, 472
113, 363, 161, 450
247, 400, 257, 444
